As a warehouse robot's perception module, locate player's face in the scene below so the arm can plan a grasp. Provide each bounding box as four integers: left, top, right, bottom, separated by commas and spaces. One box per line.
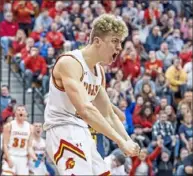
15, 106, 27, 122
99, 34, 123, 65
33, 123, 43, 137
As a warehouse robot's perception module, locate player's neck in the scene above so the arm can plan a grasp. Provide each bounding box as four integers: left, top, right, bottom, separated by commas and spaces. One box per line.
34, 135, 41, 141
16, 119, 24, 126
81, 45, 100, 69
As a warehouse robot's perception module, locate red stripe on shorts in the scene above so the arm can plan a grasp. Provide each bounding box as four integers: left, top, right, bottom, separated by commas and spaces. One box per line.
99, 170, 111, 176
54, 139, 86, 165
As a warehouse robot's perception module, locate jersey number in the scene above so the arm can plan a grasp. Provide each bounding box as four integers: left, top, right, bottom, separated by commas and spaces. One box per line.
12, 138, 26, 148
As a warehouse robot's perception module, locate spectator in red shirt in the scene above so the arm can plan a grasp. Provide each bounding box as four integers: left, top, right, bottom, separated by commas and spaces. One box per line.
132, 104, 157, 147
14, 37, 34, 72
0, 12, 18, 57
13, 0, 35, 35
144, 2, 160, 25
145, 50, 163, 80
133, 95, 144, 118
30, 25, 44, 42
48, 1, 64, 19
133, 105, 156, 134
41, 0, 56, 10
20, 38, 34, 60
11, 29, 26, 55
121, 49, 141, 83
23, 46, 47, 93
130, 139, 162, 176
102, 0, 112, 13
46, 22, 64, 50
1, 98, 16, 122
179, 43, 192, 66
0, 0, 4, 14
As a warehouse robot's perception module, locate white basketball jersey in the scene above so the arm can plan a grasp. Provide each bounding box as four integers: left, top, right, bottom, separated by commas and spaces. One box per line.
8, 120, 30, 156
32, 138, 46, 157
44, 49, 103, 130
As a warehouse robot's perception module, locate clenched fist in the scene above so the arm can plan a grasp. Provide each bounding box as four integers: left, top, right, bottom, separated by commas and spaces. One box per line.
118, 140, 140, 157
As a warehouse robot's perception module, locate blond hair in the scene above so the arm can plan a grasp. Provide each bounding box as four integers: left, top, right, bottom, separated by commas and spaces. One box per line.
89, 14, 128, 43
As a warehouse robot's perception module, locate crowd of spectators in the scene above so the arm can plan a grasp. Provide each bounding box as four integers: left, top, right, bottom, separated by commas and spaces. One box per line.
0, 0, 192, 176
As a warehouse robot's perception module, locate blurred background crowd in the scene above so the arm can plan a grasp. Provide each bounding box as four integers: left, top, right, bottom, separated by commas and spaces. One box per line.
0, 0, 192, 175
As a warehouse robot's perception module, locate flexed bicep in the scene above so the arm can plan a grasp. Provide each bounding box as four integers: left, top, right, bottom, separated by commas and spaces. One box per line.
57, 56, 91, 115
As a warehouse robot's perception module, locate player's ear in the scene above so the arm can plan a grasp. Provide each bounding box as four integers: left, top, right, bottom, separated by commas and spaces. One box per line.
93, 37, 101, 46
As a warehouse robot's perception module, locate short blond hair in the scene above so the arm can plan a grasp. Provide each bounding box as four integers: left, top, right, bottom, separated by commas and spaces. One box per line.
89, 14, 128, 43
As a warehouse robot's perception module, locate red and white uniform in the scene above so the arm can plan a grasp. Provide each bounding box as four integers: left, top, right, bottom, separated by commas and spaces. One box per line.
44, 49, 110, 175
2, 120, 30, 175
29, 138, 49, 175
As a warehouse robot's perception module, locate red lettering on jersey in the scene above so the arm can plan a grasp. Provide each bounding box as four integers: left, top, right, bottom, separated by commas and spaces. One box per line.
83, 82, 100, 96
12, 131, 28, 136
88, 84, 91, 94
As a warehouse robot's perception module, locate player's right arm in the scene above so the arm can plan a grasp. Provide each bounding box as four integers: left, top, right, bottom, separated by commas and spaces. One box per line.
54, 56, 130, 156
3, 123, 13, 168
28, 125, 38, 161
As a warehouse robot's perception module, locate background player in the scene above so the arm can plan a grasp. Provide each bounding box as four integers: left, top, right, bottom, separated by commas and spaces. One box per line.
44, 14, 140, 175
29, 122, 49, 175
2, 105, 37, 175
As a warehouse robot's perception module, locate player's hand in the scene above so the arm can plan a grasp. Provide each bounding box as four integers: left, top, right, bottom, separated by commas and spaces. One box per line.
118, 140, 140, 157
7, 159, 14, 168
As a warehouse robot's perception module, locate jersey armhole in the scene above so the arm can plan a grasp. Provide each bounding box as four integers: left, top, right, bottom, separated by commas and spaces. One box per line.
52, 54, 84, 92
99, 65, 106, 88
9, 122, 12, 133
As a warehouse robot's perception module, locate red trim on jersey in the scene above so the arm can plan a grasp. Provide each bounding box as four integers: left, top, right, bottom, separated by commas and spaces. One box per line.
52, 54, 84, 92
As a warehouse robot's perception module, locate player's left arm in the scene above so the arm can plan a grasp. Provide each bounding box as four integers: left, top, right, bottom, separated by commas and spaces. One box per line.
28, 125, 37, 161
99, 65, 125, 122
92, 66, 131, 141
112, 104, 125, 122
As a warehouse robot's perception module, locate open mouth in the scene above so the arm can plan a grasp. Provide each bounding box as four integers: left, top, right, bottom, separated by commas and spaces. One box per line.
112, 53, 118, 61
19, 113, 23, 117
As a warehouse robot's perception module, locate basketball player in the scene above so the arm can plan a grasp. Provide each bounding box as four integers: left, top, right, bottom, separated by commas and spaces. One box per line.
2, 105, 37, 175
44, 14, 140, 175
29, 122, 49, 175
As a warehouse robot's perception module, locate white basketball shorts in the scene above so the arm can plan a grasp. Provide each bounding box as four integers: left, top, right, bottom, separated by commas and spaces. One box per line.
2, 155, 29, 175
46, 124, 111, 175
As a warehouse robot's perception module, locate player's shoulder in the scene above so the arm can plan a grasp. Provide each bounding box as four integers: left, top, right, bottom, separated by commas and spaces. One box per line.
24, 120, 31, 126
55, 51, 83, 77
3, 121, 12, 132
57, 55, 81, 68
57, 51, 82, 68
